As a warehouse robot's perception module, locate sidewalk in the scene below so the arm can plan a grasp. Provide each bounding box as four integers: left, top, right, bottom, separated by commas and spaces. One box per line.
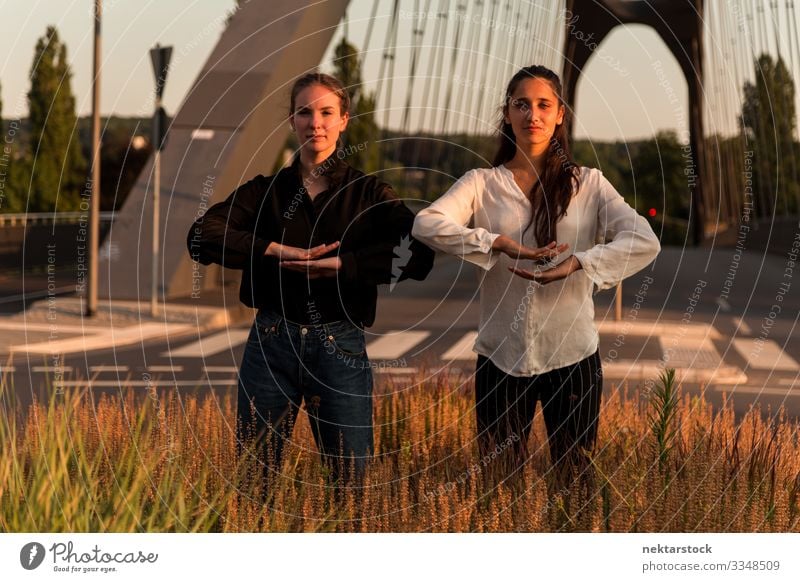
0, 290, 252, 357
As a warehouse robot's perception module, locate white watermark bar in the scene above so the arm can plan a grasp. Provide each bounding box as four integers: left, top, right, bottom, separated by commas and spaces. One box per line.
1, 533, 798, 579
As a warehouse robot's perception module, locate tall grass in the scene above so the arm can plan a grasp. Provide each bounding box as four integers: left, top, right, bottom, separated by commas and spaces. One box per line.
1, 370, 799, 532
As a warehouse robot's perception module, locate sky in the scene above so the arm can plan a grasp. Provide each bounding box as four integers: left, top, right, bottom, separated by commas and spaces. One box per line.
1, 0, 788, 142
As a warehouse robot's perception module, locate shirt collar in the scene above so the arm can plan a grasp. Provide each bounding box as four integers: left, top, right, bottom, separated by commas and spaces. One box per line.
288, 149, 349, 190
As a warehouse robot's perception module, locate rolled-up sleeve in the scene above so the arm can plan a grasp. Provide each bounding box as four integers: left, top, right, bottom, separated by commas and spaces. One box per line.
572, 172, 661, 291
411, 170, 501, 270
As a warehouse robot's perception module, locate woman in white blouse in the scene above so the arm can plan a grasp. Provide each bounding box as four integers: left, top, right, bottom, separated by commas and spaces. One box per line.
412, 65, 660, 499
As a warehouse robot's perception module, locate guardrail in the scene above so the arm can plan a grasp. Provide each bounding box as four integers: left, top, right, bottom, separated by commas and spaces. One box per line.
0, 212, 116, 226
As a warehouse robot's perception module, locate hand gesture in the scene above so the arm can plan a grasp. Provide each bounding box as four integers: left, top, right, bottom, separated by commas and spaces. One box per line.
492, 235, 568, 262
280, 256, 342, 279
265, 241, 339, 260
508, 255, 582, 285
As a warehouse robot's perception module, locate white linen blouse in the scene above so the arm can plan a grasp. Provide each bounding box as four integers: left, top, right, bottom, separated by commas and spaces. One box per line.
412, 165, 661, 376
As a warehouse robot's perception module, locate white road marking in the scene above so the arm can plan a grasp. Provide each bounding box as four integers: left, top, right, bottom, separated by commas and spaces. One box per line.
203, 366, 239, 373
54, 379, 239, 388
13, 323, 195, 354
596, 320, 721, 339
89, 365, 129, 373
163, 330, 250, 358
374, 367, 418, 374
713, 385, 800, 397
441, 331, 479, 361
147, 365, 183, 373
32, 366, 74, 373
662, 336, 722, 369
733, 317, 752, 335
602, 361, 747, 385
0, 321, 108, 333
733, 338, 800, 371
366, 331, 430, 360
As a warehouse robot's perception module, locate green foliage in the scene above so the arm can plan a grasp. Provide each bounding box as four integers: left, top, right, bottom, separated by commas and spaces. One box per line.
3, 153, 28, 213
0, 87, 27, 213
740, 54, 800, 215
76, 116, 154, 211
574, 134, 689, 243
648, 368, 679, 475
332, 38, 379, 174
632, 131, 691, 244
25, 26, 87, 212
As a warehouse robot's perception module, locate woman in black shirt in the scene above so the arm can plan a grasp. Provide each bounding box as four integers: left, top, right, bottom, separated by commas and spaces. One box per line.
188, 73, 433, 490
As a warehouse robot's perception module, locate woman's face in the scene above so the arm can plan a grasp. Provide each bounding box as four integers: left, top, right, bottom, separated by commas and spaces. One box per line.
291, 83, 349, 159
504, 77, 564, 154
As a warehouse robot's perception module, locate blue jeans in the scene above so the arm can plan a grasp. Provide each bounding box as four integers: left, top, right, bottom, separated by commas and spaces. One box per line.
237, 309, 374, 486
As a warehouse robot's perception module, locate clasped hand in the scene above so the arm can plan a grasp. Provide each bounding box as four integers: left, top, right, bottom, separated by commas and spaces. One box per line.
491, 235, 581, 284
266, 241, 342, 279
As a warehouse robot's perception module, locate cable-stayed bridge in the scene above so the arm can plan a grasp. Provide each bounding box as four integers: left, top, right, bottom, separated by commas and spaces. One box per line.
100, 0, 800, 300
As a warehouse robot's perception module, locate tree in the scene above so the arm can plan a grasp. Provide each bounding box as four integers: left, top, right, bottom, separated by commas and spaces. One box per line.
332, 38, 379, 174
0, 80, 24, 213
631, 131, 690, 244
740, 54, 799, 215
26, 26, 86, 212
0, 79, 6, 211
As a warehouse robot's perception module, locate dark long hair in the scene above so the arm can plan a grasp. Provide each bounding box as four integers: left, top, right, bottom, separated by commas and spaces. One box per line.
492, 65, 580, 246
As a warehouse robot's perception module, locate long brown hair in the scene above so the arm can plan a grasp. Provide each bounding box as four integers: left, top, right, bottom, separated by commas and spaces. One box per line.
289, 72, 351, 117
492, 65, 580, 246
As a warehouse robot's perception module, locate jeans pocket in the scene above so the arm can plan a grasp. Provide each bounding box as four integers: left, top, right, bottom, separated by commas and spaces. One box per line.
251, 311, 282, 344
326, 323, 366, 358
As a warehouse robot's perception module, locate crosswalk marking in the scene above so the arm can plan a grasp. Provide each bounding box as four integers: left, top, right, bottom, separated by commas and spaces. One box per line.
203, 366, 239, 373
32, 366, 73, 373
14, 322, 194, 354
733, 339, 800, 371
89, 365, 129, 373
713, 385, 800, 397
366, 331, 430, 359
374, 367, 418, 374
733, 317, 753, 335
54, 379, 238, 388
662, 337, 721, 369
603, 360, 748, 384
163, 330, 250, 358
441, 331, 479, 360
148, 365, 183, 372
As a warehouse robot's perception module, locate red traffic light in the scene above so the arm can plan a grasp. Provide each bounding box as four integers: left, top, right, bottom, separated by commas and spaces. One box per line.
648, 208, 657, 217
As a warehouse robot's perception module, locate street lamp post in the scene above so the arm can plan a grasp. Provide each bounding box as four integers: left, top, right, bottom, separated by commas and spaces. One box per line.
149, 44, 171, 317
86, 0, 101, 317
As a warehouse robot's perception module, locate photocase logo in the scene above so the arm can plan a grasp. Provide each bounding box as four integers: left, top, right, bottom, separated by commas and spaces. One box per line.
389, 234, 413, 292
20, 542, 46, 570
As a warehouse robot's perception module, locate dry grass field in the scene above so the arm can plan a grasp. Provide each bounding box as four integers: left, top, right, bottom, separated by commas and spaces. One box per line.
2, 369, 799, 532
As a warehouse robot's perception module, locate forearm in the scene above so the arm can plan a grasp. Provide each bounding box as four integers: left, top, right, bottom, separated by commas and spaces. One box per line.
187, 215, 270, 269
412, 209, 500, 270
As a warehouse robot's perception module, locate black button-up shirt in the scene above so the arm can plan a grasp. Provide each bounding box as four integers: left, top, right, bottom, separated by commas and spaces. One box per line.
187, 151, 434, 326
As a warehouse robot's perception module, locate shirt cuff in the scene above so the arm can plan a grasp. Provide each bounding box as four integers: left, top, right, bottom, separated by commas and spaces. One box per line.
463, 231, 501, 271
572, 251, 602, 294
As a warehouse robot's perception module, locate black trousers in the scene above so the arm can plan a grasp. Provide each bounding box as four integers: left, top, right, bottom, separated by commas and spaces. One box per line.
475, 350, 603, 495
